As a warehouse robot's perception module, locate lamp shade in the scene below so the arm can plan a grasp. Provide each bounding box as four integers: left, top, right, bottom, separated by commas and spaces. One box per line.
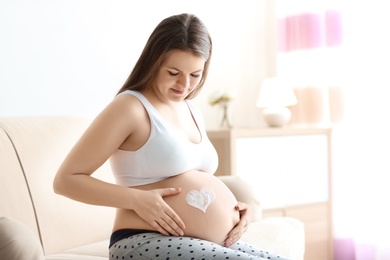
256, 77, 297, 108
257, 77, 297, 127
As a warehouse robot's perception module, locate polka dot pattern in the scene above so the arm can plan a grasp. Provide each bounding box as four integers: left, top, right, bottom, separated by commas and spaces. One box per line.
109, 232, 289, 260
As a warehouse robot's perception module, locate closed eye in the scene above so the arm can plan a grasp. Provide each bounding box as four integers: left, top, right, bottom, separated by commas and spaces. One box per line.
167, 69, 201, 78
168, 71, 179, 76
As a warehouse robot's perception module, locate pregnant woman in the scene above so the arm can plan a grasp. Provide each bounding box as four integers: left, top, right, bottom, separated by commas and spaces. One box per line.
53, 13, 288, 260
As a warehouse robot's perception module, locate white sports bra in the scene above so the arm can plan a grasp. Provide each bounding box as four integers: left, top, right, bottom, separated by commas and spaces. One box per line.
109, 90, 219, 187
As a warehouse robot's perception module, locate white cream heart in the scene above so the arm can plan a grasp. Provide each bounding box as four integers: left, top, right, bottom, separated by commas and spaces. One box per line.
185, 188, 216, 213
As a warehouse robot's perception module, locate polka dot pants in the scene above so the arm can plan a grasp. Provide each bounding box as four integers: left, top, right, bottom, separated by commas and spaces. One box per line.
109, 232, 290, 260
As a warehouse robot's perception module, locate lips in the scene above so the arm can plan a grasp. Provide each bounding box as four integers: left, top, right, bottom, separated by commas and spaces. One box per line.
171, 88, 185, 95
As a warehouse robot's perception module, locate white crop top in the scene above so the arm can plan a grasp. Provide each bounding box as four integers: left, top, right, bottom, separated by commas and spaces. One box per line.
109, 90, 219, 187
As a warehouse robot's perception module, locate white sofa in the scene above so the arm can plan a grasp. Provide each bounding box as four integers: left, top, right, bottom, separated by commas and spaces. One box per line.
0, 116, 305, 259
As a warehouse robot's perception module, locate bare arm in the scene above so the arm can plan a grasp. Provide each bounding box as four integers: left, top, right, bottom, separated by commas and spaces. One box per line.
53, 94, 136, 207
53, 94, 185, 236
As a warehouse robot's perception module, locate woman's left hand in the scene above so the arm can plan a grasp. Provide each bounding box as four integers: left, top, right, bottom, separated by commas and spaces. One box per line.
224, 202, 253, 247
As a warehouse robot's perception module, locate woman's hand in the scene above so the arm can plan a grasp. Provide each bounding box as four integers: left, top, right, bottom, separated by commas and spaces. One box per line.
224, 202, 253, 247
132, 188, 185, 236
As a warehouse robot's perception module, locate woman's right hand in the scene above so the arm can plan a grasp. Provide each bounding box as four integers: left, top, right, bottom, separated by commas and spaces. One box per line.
132, 188, 185, 236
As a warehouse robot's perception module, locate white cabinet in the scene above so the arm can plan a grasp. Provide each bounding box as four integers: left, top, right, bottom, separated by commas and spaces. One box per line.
207, 127, 333, 260
235, 134, 329, 208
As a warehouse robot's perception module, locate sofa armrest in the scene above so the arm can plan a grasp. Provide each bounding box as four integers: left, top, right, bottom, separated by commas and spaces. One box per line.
218, 175, 262, 221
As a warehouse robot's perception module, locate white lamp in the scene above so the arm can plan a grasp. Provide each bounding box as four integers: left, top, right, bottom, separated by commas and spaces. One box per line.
256, 77, 297, 127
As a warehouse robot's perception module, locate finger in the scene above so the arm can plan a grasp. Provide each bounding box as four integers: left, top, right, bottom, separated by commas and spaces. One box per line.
227, 225, 240, 238
226, 229, 238, 241
225, 223, 246, 247
160, 187, 181, 197
233, 219, 246, 231
164, 206, 186, 231
224, 232, 240, 247
235, 201, 248, 211
157, 216, 183, 236
151, 220, 170, 236
162, 211, 185, 236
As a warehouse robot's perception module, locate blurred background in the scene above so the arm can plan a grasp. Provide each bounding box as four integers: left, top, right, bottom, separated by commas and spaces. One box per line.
1, 0, 389, 259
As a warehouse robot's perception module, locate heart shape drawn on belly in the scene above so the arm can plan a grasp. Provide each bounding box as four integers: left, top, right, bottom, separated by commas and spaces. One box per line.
185, 188, 216, 213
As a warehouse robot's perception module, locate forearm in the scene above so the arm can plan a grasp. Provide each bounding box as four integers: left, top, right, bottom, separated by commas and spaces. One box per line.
53, 173, 135, 210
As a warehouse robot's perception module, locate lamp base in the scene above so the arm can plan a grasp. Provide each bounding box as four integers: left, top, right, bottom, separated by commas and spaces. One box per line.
262, 106, 292, 127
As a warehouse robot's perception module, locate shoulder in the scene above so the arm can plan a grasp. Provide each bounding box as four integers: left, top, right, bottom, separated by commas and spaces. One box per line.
111, 92, 147, 116
93, 92, 149, 134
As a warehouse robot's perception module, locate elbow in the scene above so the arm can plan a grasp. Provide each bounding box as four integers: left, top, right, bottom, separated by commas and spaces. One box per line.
52, 174, 62, 195
53, 172, 67, 196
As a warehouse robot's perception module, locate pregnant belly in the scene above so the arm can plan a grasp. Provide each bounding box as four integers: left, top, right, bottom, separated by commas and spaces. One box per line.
115, 171, 240, 245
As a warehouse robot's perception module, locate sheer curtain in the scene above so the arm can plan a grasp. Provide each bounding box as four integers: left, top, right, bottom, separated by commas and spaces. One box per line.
274, 1, 390, 259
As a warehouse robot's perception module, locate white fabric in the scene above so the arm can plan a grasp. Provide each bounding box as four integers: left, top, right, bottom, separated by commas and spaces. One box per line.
109, 90, 218, 186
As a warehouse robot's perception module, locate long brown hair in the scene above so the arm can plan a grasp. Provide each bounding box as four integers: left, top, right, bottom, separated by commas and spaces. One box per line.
117, 13, 212, 99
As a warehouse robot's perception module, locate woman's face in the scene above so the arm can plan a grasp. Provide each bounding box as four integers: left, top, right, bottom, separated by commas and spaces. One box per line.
153, 50, 205, 102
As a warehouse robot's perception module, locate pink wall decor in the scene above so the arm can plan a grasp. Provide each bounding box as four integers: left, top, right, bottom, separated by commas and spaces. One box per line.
326, 10, 343, 46
278, 10, 342, 52
334, 238, 377, 260
334, 238, 356, 260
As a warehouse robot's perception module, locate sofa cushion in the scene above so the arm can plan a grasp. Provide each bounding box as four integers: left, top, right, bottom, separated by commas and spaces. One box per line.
218, 175, 262, 221
242, 217, 305, 260
0, 128, 40, 236
0, 217, 45, 260
0, 117, 116, 255
45, 240, 109, 260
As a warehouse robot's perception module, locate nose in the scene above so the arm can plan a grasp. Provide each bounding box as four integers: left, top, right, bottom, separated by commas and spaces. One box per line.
178, 75, 190, 88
